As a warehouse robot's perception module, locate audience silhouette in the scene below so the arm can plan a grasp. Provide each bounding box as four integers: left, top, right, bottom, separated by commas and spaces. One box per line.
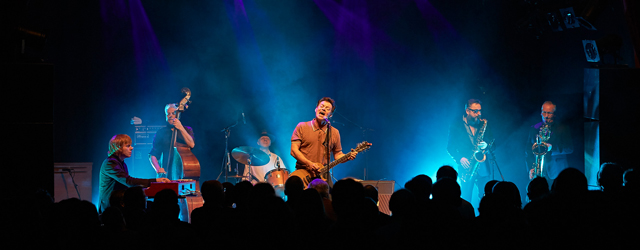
24, 163, 637, 248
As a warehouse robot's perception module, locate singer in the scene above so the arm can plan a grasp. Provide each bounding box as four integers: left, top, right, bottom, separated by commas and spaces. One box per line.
290, 97, 356, 188
149, 103, 195, 180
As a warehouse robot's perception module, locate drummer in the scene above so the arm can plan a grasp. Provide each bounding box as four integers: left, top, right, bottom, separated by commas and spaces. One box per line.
242, 131, 287, 185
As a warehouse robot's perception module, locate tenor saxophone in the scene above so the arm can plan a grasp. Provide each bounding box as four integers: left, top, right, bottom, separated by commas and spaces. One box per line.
531, 124, 551, 178
461, 119, 487, 182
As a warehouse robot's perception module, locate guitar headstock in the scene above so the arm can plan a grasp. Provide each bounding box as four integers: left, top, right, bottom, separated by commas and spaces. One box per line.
353, 141, 371, 153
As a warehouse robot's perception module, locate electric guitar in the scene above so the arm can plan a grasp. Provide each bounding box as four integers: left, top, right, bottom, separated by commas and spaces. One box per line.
290, 141, 371, 187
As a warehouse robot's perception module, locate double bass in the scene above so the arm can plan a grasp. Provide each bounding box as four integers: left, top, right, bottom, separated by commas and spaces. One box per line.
162, 88, 201, 182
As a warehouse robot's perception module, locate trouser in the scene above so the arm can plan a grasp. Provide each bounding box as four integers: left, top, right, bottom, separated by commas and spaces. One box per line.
460, 174, 491, 203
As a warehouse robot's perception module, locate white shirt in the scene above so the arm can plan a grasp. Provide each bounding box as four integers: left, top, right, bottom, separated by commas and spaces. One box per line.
242, 150, 287, 184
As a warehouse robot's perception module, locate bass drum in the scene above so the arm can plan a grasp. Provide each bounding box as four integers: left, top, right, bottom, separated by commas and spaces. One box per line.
265, 169, 290, 198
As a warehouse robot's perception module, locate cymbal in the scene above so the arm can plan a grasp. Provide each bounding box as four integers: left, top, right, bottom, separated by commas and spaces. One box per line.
231, 146, 270, 166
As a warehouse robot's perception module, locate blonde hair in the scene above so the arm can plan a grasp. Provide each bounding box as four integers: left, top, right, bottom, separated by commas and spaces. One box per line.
107, 134, 132, 157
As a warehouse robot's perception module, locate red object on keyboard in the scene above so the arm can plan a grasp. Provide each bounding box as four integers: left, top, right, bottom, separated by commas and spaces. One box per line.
144, 180, 196, 197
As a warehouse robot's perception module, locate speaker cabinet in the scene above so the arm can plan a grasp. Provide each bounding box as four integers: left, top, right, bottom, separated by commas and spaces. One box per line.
584, 68, 640, 185
360, 180, 395, 215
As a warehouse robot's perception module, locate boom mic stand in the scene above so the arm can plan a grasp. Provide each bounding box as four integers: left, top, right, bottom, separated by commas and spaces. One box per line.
217, 119, 238, 183
487, 140, 504, 181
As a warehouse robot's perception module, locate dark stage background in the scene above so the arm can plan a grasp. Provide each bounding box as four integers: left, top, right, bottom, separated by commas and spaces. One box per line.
3, 0, 638, 210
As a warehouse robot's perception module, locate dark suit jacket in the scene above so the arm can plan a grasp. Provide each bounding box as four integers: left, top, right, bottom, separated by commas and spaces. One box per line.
525, 122, 574, 179
447, 116, 495, 177
98, 156, 153, 213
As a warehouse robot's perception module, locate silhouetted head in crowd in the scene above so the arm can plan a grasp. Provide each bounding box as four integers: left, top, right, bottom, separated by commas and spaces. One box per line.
552, 167, 587, 196
284, 175, 304, 198
297, 188, 327, 222
101, 206, 125, 231
492, 181, 522, 208
108, 189, 125, 210
233, 181, 254, 207
308, 178, 330, 199
252, 182, 276, 200
331, 178, 364, 219
623, 168, 636, 188
123, 186, 147, 210
56, 198, 101, 231
436, 165, 458, 181
405, 174, 433, 201
527, 177, 549, 202
598, 162, 624, 192
478, 193, 500, 218
431, 177, 462, 206
151, 188, 180, 220
484, 180, 499, 196
363, 185, 379, 203
201, 180, 224, 206
388, 188, 415, 218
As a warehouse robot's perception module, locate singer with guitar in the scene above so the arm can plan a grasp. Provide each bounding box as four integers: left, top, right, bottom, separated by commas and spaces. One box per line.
447, 99, 495, 203
290, 97, 371, 188
149, 103, 196, 180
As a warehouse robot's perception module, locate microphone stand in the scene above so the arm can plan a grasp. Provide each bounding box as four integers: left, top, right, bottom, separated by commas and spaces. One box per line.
217, 120, 238, 183
324, 119, 332, 188
487, 141, 504, 181
64, 168, 82, 200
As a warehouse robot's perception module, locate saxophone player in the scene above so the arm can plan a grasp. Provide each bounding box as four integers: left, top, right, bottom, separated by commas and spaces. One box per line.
526, 101, 574, 188
447, 99, 494, 203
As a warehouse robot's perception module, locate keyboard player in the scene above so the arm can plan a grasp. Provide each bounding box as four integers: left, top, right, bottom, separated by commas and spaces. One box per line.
98, 134, 170, 214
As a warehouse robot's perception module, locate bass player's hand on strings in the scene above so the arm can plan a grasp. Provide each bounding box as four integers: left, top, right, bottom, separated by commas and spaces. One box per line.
460, 157, 471, 169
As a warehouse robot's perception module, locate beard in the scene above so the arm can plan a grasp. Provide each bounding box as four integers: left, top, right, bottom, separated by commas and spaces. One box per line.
467, 115, 480, 125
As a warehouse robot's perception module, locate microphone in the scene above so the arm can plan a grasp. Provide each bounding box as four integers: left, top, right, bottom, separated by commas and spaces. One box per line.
324, 118, 331, 126
242, 112, 246, 124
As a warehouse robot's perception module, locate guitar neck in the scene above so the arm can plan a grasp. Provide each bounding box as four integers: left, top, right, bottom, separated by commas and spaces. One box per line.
317, 141, 370, 174
320, 151, 353, 174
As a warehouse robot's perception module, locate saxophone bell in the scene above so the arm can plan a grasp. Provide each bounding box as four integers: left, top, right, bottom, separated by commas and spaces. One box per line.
531, 124, 551, 178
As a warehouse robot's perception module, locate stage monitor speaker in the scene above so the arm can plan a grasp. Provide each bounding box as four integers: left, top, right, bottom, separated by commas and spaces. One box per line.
360, 180, 395, 215
53, 162, 93, 203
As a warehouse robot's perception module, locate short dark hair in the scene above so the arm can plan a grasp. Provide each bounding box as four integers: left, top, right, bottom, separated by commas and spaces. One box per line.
465, 99, 482, 110
316, 97, 336, 113
436, 165, 458, 181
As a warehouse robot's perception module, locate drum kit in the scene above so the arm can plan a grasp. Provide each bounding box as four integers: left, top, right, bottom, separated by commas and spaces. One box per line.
229, 146, 290, 196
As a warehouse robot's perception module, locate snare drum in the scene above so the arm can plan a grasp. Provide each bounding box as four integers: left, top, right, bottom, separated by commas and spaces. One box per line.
264, 169, 290, 188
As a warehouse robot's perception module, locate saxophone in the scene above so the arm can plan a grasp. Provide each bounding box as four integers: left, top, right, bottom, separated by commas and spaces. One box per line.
461, 119, 487, 182
531, 124, 551, 178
